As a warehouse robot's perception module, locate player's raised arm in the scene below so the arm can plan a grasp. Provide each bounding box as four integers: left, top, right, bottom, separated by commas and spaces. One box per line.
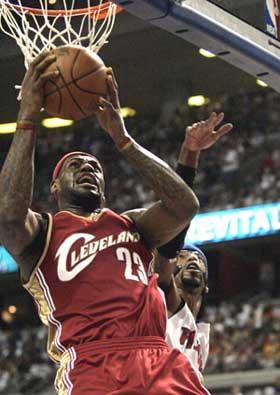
96, 70, 199, 249
0, 51, 59, 277
155, 112, 233, 313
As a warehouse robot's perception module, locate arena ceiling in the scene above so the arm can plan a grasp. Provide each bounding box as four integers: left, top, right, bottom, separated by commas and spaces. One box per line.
0, 0, 273, 121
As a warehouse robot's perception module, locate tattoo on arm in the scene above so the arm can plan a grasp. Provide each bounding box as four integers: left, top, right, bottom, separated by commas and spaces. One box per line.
0, 128, 37, 229
122, 142, 198, 217
0, 129, 36, 218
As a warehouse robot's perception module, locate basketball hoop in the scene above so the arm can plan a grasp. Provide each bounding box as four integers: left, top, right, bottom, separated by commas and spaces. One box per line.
0, 1, 122, 69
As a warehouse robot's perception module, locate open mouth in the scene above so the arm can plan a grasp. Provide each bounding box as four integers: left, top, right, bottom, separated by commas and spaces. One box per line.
77, 173, 97, 186
77, 173, 99, 191
185, 262, 201, 273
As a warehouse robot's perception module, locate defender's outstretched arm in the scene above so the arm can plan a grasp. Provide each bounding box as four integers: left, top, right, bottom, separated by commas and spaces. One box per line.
155, 112, 233, 313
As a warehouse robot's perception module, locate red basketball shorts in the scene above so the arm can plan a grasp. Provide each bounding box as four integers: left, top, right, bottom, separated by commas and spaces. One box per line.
55, 336, 210, 395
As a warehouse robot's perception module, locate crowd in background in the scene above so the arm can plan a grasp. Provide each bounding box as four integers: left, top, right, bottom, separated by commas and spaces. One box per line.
232, 379, 280, 395
0, 326, 54, 394
232, 384, 280, 395
0, 88, 279, 214
204, 299, 280, 374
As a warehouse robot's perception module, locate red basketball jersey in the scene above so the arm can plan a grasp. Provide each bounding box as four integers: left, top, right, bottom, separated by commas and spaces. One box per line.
23, 209, 167, 363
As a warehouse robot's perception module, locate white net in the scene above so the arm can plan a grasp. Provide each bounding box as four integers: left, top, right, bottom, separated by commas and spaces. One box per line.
0, 0, 117, 69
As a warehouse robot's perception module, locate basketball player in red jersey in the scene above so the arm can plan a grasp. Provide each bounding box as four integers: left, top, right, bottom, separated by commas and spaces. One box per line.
0, 51, 210, 395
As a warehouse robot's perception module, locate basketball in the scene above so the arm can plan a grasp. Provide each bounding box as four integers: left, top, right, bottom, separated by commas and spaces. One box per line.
43, 45, 108, 120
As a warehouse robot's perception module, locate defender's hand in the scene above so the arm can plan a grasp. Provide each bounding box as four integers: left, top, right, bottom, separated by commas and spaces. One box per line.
18, 51, 59, 121
184, 112, 233, 152
96, 69, 130, 148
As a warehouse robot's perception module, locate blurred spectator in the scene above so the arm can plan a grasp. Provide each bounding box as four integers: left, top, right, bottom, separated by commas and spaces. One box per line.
259, 262, 275, 297
260, 149, 275, 174
262, 333, 280, 366
231, 386, 245, 395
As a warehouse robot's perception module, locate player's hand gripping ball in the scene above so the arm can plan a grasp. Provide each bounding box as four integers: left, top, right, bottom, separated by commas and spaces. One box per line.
43, 45, 108, 120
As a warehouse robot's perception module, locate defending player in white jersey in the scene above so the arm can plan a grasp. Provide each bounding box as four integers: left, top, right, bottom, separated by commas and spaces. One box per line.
165, 244, 210, 374
154, 112, 233, 376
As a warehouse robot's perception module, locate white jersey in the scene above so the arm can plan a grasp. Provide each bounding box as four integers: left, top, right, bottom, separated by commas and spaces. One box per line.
166, 302, 210, 374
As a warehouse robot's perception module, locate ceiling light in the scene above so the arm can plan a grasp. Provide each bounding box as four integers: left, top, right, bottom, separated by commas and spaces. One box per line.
188, 95, 210, 107
120, 107, 136, 118
8, 305, 17, 314
1, 310, 13, 323
0, 122, 17, 134
42, 118, 74, 129
256, 79, 268, 88
199, 48, 216, 58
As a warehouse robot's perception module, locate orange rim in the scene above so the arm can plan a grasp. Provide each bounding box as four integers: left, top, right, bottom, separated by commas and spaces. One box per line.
2, 1, 123, 19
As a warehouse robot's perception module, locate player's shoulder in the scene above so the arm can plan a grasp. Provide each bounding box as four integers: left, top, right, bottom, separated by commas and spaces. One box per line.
18, 211, 50, 283
121, 208, 147, 223
101, 208, 141, 228
197, 322, 211, 337
168, 301, 194, 323
21, 211, 50, 251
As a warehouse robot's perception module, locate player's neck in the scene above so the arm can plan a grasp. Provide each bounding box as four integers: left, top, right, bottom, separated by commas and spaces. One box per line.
58, 200, 102, 218
184, 293, 202, 319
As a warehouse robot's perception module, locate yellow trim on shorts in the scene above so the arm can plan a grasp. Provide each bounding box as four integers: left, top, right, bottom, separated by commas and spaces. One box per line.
24, 274, 62, 363
55, 350, 72, 395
